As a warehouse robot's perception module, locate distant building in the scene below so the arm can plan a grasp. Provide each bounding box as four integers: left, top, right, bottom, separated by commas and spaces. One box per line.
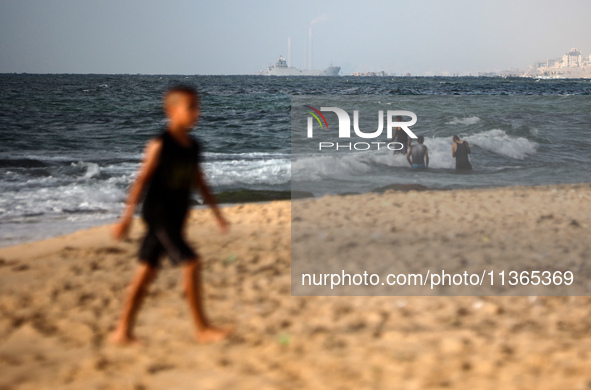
477, 71, 498, 77
478, 68, 522, 78
562, 48, 582, 68
525, 48, 591, 78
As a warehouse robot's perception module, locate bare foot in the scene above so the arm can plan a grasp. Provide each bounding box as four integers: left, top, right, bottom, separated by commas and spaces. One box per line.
196, 327, 231, 343
109, 330, 143, 346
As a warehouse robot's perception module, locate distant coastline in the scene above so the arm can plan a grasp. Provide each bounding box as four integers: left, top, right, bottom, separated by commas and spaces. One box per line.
523, 48, 591, 79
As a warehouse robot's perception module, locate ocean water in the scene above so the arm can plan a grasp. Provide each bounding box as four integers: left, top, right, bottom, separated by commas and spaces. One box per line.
1, 74, 590, 246
290, 94, 591, 195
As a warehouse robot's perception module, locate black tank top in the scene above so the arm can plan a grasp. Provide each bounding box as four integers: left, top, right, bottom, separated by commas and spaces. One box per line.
142, 131, 201, 226
396, 130, 409, 148
455, 142, 472, 170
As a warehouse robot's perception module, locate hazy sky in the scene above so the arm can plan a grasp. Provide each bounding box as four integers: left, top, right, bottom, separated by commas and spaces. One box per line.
1, 0, 590, 75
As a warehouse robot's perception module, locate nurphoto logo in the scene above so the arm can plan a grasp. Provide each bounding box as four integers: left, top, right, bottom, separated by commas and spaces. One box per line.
305, 106, 418, 151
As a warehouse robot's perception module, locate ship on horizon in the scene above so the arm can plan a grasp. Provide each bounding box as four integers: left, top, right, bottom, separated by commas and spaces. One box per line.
267, 55, 340, 76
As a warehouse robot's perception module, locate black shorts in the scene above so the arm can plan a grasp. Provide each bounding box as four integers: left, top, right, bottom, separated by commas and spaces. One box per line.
139, 224, 198, 267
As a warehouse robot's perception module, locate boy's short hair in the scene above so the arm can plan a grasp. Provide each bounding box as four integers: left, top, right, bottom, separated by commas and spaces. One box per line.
164, 85, 201, 110
417, 135, 424, 143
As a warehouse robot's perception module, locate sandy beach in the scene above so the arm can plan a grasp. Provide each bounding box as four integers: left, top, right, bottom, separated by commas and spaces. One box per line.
1, 183, 591, 389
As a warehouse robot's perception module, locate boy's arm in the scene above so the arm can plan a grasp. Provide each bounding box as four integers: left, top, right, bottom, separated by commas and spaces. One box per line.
452, 143, 457, 158
387, 128, 399, 145
406, 147, 412, 166
112, 139, 162, 240
465, 141, 472, 154
194, 167, 229, 233
425, 148, 429, 168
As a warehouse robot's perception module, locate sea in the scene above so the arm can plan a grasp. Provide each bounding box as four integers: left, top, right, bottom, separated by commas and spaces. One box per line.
1, 74, 590, 247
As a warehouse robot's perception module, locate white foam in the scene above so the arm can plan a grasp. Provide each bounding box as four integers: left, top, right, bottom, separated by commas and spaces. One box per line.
75, 161, 101, 179
292, 136, 462, 180
0, 158, 131, 222
0, 180, 125, 220
291, 129, 538, 181
204, 151, 288, 160
203, 158, 290, 187
292, 153, 377, 181
419, 137, 458, 169
465, 129, 537, 160
446, 116, 481, 125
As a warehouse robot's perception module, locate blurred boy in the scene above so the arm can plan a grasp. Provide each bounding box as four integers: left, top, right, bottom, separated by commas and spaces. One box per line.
110, 86, 230, 344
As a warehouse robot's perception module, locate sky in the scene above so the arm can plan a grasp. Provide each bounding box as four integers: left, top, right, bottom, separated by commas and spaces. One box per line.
1, 0, 590, 75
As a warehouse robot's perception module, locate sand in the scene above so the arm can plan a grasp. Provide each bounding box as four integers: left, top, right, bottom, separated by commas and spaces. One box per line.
1, 183, 591, 390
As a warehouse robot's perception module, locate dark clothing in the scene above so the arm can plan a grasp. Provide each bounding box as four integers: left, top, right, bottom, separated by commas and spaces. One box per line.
410, 144, 427, 165
139, 225, 197, 267
454, 141, 472, 171
393, 130, 409, 155
140, 130, 202, 266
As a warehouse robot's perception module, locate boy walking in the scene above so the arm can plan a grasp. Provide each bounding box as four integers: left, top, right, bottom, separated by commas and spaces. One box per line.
110, 86, 229, 344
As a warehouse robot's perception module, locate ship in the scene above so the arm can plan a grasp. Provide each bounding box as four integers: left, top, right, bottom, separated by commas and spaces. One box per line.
267, 55, 340, 76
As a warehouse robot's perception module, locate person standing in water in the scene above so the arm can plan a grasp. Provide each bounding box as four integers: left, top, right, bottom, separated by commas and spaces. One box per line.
406, 135, 429, 170
452, 135, 472, 171
387, 115, 411, 155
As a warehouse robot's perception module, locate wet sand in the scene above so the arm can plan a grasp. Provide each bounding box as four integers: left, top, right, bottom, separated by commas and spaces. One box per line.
1, 184, 591, 389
